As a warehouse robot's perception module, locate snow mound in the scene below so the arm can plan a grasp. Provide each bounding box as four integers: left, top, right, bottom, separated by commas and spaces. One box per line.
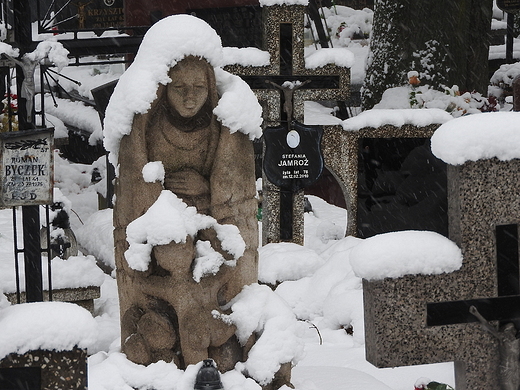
342, 108, 452, 131
76, 209, 115, 271
292, 366, 393, 390
214, 68, 263, 139
1, 254, 104, 293
125, 190, 245, 279
259, 242, 325, 284
350, 231, 462, 281
0, 301, 97, 359
431, 111, 520, 165
216, 284, 305, 385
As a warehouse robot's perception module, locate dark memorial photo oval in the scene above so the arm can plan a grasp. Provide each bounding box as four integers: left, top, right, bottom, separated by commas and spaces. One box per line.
263, 121, 324, 192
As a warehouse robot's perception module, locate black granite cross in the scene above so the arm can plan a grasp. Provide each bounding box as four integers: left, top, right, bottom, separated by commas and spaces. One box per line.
427, 223, 520, 328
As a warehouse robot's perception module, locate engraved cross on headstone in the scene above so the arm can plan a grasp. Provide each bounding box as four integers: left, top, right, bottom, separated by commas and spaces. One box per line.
226, 3, 350, 245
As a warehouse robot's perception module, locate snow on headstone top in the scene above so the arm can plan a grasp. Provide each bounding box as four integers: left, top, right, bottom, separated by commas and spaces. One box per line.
431, 112, 520, 165
342, 108, 452, 131
350, 231, 462, 281
305, 48, 355, 69
103, 15, 262, 166
0, 302, 97, 359
259, 0, 308, 5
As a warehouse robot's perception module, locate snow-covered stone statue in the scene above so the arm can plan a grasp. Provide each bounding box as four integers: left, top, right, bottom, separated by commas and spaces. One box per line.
103, 14, 267, 375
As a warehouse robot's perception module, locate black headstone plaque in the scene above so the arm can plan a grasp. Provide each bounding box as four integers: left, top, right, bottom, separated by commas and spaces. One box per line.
497, 0, 520, 13
263, 121, 324, 241
263, 121, 324, 192
0, 367, 41, 390
188, 6, 262, 48
357, 138, 448, 238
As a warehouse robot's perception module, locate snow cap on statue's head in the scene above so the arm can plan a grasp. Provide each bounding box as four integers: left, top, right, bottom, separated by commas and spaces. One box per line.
103, 14, 225, 164
134, 14, 223, 70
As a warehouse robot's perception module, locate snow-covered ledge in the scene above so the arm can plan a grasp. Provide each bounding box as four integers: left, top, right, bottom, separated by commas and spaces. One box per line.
350, 231, 462, 281
341, 108, 453, 132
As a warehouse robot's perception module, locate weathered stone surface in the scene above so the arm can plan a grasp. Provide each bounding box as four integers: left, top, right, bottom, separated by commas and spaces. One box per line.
114, 56, 258, 370
0, 347, 87, 390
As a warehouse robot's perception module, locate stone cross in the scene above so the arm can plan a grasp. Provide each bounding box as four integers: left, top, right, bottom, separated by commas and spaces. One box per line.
362, 157, 520, 390
226, 3, 350, 245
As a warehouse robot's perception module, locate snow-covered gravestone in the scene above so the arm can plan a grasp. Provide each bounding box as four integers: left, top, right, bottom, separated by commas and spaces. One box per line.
354, 112, 520, 390
224, 0, 352, 245
0, 301, 96, 390
104, 14, 297, 390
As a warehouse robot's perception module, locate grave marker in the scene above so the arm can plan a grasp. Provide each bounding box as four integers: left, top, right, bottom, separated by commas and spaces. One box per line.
226, 3, 350, 244
0, 129, 54, 208
362, 156, 520, 390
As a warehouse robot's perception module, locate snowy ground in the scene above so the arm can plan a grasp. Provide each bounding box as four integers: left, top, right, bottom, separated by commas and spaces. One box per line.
0, 152, 456, 389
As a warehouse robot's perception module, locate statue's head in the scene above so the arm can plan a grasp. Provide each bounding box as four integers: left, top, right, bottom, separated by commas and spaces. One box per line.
167, 56, 210, 119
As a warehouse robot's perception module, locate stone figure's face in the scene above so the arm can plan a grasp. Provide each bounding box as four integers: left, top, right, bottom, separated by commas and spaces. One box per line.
167, 64, 209, 119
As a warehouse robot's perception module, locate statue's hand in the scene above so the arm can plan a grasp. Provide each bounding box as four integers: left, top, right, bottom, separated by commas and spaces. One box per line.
165, 169, 210, 197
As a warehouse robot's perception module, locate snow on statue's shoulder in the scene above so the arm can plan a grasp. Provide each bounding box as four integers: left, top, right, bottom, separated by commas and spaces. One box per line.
305, 48, 354, 69
103, 14, 262, 166
0, 302, 97, 359
350, 231, 462, 281
431, 112, 520, 165
342, 108, 452, 131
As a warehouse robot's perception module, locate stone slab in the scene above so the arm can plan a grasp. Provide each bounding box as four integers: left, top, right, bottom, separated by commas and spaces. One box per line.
6, 286, 100, 314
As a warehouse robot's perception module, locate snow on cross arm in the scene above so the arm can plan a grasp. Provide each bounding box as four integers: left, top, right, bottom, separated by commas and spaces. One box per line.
305, 47, 355, 69
259, 0, 309, 5
103, 14, 262, 168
